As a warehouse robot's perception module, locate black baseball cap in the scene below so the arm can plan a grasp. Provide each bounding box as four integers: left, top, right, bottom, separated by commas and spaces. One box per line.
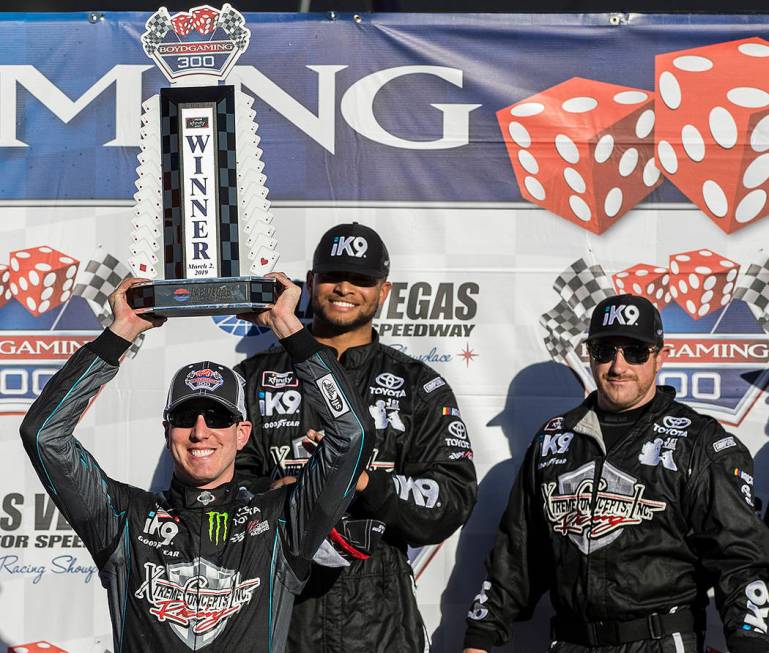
164, 361, 247, 421
587, 294, 664, 346
312, 222, 390, 279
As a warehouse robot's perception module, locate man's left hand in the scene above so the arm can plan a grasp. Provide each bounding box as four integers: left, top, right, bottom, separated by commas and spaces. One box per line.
237, 272, 302, 339
303, 428, 369, 492
108, 277, 166, 342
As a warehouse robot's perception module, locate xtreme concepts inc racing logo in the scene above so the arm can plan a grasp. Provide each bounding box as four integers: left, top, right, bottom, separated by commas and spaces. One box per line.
543, 461, 667, 554
136, 556, 260, 648
0, 246, 121, 419
541, 252, 769, 426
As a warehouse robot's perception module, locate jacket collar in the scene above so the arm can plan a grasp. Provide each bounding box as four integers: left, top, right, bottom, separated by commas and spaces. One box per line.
168, 476, 249, 510
339, 329, 380, 369
305, 326, 380, 371
563, 385, 677, 453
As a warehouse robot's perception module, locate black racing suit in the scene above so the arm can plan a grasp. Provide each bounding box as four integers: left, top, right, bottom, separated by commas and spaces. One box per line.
464, 387, 769, 653
20, 327, 373, 653
235, 331, 477, 652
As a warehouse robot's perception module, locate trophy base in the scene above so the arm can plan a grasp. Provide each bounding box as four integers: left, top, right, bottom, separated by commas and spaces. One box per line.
126, 277, 276, 318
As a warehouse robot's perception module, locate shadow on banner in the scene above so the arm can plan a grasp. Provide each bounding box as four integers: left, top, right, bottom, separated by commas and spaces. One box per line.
432, 361, 584, 652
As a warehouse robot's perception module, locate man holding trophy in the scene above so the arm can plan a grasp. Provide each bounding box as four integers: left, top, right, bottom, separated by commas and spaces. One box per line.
21, 273, 374, 652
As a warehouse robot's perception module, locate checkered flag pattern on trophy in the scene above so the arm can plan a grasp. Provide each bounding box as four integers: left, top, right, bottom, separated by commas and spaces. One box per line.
218, 3, 250, 49
141, 8, 172, 56
734, 255, 769, 332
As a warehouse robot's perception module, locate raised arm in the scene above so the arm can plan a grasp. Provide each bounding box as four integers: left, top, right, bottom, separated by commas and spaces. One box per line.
243, 272, 374, 559
19, 277, 162, 561
279, 329, 373, 558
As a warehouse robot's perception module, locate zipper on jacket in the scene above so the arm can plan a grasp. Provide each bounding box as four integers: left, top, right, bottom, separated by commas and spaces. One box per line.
584, 454, 604, 622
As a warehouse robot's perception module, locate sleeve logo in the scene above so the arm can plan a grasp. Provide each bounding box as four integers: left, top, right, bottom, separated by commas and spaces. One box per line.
467, 580, 492, 621
743, 580, 769, 634
713, 436, 737, 452
423, 377, 446, 393
392, 475, 439, 508
316, 373, 350, 418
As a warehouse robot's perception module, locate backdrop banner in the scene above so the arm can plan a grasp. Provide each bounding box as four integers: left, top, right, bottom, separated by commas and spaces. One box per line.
1, 11, 769, 652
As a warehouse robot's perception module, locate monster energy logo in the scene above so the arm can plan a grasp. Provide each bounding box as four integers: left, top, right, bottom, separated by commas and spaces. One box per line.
207, 511, 229, 545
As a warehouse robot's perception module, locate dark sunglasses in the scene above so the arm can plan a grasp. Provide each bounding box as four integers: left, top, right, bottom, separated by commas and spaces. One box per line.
587, 342, 658, 365
167, 407, 239, 429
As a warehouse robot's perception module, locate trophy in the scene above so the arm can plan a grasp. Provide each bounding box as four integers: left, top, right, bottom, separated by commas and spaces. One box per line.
126, 4, 277, 317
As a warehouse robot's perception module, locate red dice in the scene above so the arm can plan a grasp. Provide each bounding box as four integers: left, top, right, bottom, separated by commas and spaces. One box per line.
613, 264, 671, 309
497, 76, 662, 234
655, 37, 769, 232
192, 7, 219, 34
8, 246, 79, 316
668, 248, 739, 318
0, 263, 10, 307
170, 13, 193, 36
9, 642, 68, 653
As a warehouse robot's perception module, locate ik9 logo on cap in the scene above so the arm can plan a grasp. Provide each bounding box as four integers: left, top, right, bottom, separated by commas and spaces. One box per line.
602, 304, 640, 326
331, 236, 368, 258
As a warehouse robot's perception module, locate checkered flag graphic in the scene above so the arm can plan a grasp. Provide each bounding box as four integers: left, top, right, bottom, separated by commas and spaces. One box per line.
74, 252, 145, 357
142, 9, 172, 56
539, 258, 615, 365
734, 256, 769, 330
553, 258, 616, 318
74, 253, 129, 306
540, 300, 589, 363
218, 5, 250, 50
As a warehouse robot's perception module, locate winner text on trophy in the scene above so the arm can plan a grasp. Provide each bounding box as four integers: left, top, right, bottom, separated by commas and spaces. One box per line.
127, 3, 278, 317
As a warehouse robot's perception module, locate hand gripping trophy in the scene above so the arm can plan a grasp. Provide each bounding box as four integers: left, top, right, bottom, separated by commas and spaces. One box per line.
128, 4, 278, 316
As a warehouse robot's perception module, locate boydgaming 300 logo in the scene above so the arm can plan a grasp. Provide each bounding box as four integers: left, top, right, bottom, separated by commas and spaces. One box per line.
141, 4, 250, 83
0, 246, 104, 420
543, 251, 769, 426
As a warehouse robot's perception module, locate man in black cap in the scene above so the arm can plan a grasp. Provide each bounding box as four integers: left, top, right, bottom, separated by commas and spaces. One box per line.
21, 273, 373, 652
464, 293, 769, 653
236, 223, 477, 652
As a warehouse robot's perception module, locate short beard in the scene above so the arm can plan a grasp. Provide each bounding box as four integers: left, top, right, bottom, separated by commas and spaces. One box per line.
311, 297, 379, 334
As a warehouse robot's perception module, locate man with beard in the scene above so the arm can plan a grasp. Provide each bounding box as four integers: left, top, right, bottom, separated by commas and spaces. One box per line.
236, 222, 477, 651
464, 294, 769, 653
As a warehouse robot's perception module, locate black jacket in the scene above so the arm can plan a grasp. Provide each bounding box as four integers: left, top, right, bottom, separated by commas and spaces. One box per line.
235, 331, 477, 652
464, 387, 769, 652
20, 328, 373, 653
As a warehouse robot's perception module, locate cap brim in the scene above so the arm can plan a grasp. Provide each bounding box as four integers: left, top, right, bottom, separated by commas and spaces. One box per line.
165, 394, 244, 420
586, 330, 659, 345
312, 262, 387, 278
